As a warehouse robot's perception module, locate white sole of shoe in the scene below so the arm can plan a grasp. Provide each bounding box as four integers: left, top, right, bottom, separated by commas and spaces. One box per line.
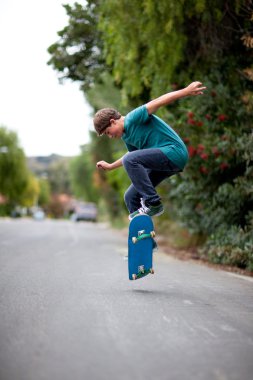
128, 209, 164, 221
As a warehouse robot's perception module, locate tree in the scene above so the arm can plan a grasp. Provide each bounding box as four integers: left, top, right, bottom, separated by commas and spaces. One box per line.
47, 158, 72, 194
98, 0, 252, 100
21, 174, 40, 208
38, 178, 51, 207
47, 0, 253, 268
0, 126, 29, 206
48, 0, 252, 102
69, 143, 98, 202
47, 0, 104, 92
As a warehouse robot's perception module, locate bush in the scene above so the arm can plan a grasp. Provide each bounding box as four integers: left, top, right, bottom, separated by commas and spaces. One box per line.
200, 224, 253, 271
160, 79, 253, 269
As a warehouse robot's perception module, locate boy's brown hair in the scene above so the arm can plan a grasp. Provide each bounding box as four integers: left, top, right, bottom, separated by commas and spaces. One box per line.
93, 108, 121, 135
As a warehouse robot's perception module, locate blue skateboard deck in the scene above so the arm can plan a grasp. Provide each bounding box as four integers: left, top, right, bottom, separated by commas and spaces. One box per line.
128, 215, 155, 281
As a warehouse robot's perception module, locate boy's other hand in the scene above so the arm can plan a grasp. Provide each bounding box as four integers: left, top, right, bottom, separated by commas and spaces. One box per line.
96, 161, 111, 170
186, 81, 206, 96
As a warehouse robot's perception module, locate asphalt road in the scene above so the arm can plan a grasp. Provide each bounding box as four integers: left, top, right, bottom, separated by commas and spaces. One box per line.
0, 218, 253, 380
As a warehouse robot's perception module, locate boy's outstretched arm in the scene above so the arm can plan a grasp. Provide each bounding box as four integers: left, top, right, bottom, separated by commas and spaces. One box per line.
96, 157, 123, 171
146, 81, 206, 115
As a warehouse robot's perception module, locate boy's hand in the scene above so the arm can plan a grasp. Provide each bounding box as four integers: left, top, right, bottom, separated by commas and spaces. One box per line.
146, 81, 206, 114
96, 161, 112, 170
185, 81, 206, 96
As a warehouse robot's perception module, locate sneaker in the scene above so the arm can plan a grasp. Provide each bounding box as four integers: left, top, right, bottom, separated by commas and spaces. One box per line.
129, 199, 164, 220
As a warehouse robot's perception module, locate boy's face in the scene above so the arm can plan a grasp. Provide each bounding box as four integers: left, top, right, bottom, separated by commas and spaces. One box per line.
103, 119, 124, 139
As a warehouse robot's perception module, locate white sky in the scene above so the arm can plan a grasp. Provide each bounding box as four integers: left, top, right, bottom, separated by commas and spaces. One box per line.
0, 0, 93, 156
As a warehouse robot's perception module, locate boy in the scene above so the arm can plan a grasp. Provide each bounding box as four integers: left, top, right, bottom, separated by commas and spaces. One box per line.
94, 81, 206, 220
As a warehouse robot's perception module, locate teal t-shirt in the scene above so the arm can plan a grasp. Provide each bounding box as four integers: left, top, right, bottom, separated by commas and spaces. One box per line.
122, 105, 189, 170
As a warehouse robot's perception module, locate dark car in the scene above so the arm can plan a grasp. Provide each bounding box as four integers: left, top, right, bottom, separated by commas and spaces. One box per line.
71, 203, 98, 222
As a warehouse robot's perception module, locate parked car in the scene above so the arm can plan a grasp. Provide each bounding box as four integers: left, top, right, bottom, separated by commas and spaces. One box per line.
71, 203, 98, 222
33, 209, 45, 221
11, 209, 22, 218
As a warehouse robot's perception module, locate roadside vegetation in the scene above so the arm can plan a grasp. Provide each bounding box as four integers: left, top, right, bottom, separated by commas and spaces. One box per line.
47, 0, 253, 272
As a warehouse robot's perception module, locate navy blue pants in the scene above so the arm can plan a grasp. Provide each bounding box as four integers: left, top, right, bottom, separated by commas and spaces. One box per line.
122, 148, 181, 213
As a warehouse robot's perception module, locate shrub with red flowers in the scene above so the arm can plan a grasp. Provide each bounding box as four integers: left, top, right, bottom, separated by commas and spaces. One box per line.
160, 80, 253, 271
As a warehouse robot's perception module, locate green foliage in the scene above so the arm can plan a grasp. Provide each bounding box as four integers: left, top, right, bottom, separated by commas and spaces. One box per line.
164, 79, 253, 266
106, 150, 131, 215
69, 143, 98, 202
28, 154, 73, 208
38, 178, 51, 207
0, 127, 46, 212
47, 0, 253, 269
47, 158, 72, 194
98, 0, 186, 99
98, 0, 250, 101
86, 72, 131, 113
0, 126, 29, 205
200, 225, 253, 271
21, 174, 40, 208
47, 1, 104, 92
88, 132, 127, 218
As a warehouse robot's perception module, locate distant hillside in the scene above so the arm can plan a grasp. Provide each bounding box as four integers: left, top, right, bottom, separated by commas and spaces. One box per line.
27, 154, 73, 178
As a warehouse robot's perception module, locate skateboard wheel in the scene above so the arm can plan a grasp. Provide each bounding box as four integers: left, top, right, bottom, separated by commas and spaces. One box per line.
132, 274, 137, 280
150, 268, 155, 274
150, 231, 156, 238
132, 237, 137, 244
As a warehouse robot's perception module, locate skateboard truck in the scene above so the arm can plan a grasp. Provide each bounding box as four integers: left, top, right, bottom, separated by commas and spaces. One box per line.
132, 268, 155, 280
132, 230, 155, 244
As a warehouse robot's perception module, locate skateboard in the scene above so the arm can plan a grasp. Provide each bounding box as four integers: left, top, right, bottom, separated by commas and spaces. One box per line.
128, 214, 155, 281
